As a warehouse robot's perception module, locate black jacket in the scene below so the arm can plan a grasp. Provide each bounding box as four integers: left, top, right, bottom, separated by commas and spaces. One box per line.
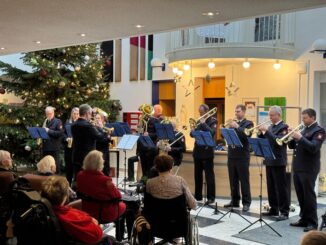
191, 116, 217, 159
259, 121, 288, 166
228, 119, 254, 159
71, 118, 108, 166
168, 131, 186, 166
42, 117, 64, 152
147, 116, 163, 144
288, 122, 325, 174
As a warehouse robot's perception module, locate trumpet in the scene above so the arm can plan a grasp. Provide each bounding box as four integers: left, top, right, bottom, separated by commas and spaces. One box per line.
221, 118, 237, 128
276, 123, 305, 146
244, 120, 271, 136
189, 107, 217, 130
102, 126, 114, 134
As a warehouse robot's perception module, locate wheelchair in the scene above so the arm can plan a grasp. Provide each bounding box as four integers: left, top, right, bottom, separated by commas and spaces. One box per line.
130, 193, 199, 245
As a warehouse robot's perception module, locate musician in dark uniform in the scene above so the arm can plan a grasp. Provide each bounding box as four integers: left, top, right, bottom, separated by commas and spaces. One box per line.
42, 106, 64, 174
63, 107, 79, 185
138, 104, 162, 178
190, 104, 217, 204
94, 113, 111, 176
258, 105, 289, 221
224, 104, 253, 212
167, 122, 186, 167
288, 108, 326, 232
71, 104, 108, 178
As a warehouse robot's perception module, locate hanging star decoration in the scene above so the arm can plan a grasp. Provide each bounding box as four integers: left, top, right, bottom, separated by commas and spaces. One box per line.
225, 66, 240, 96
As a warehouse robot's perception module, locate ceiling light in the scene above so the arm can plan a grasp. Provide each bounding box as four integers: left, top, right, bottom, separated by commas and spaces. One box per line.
208, 61, 215, 69
80, 33, 86, 37
135, 25, 144, 28
0, 47, 5, 50
177, 70, 183, 76
202, 12, 219, 17
273, 60, 281, 70
35, 41, 41, 44
242, 59, 250, 69
183, 63, 190, 71
172, 67, 179, 74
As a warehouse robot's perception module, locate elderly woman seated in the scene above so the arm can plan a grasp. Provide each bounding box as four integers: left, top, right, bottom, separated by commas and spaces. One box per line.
0, 150, 16, 195
41, 176, 103, 244
76, 150, 126, 241
36, 155, 57, 176
146, 155, 196, 210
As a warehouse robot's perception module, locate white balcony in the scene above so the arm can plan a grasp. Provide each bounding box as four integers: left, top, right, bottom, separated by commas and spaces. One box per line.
166, 13, 296, 63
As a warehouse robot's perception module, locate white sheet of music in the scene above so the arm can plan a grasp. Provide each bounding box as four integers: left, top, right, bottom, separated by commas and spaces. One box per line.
116, 134, 139, 150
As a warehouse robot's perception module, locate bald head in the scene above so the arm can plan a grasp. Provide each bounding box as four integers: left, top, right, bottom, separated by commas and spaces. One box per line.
153, 104, 163, 117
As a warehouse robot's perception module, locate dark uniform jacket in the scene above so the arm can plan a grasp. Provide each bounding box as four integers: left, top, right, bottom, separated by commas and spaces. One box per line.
71, 118, 108, 166
147, 116, 163, 144
288, 122, 326, 174
43, 117, 64, 152
259, 121, 288, 166
168, 131, 186, 166
228, 119, 253, 159
191, 116, 217, 159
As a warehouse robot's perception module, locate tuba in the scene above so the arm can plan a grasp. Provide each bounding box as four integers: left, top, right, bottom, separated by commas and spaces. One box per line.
189, 107, 217, 130
138, 104, 154, 133
276, 123, 305, 146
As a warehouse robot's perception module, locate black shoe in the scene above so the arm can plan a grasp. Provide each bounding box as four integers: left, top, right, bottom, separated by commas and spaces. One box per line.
290, 220, 307, 227
303, 225, 317, 232
242, 205, 250, 212
205, 199, 215, 205
262, 211, 278, 216
275, 214, 288, 221
224, 201, 240, 208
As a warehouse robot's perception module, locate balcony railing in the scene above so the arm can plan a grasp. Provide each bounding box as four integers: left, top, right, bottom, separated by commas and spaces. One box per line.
166, 13, 296, 60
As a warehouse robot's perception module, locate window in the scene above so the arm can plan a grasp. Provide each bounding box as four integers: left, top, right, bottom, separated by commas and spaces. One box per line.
254, 15, 280, 42
320, 83, 326, 131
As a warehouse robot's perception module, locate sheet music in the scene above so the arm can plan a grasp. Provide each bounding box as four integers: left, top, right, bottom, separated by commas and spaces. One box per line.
117, 135, 139, 150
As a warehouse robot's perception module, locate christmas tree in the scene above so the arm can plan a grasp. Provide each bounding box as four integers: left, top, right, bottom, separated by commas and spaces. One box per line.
0, 44, 121, 166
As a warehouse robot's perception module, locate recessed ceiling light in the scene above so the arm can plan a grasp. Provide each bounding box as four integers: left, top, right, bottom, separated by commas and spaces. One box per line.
80, 33, 86, 37
0, 47, 5, 50
202, 12, 219, 17
135, 25, 144, 28
35, 41, 41, 44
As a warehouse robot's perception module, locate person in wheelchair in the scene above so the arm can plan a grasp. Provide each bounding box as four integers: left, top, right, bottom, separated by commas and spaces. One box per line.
41, 175, 104, 244
0, 150, 16, 196
36, 155, 57, 176
76, 150, 126, 241
146, 155, 196, 210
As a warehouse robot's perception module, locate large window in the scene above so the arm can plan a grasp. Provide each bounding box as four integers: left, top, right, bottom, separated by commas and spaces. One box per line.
320, 83, 326, 132
254, 15, 280, 42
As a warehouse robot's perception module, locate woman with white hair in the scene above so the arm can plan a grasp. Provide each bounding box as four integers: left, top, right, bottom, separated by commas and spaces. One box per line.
0, 150, 16, 195
76, 150, 126, 241
37, 155, 56, 176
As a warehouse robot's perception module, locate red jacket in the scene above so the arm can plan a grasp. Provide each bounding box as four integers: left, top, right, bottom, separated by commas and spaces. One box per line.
77, 170, 126, 222
53, 205, 103, 244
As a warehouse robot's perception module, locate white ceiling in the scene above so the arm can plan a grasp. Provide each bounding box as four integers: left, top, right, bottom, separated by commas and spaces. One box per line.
1, 0, 326, 56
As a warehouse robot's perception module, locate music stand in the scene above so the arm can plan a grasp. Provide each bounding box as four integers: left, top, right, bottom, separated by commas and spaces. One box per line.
27, 127, 49, 140
116, 134, 139, 193
191, 131, 222, 215
215, 128, 251, 224
154, 123, 175, 141
239, 138, 282, 237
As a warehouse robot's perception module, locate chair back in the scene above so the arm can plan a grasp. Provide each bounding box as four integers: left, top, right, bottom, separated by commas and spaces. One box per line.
0, 171, 15, 195
21, 174, 48, 191
143, 193, 188, 241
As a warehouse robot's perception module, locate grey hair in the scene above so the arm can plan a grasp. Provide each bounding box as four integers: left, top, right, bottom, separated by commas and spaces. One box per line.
79, 104, 92, 116
269, 105, 282, 115
45, 106, 55, 113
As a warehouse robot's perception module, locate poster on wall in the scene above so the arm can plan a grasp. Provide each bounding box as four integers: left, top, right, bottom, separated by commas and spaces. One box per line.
242, 98, 259, 122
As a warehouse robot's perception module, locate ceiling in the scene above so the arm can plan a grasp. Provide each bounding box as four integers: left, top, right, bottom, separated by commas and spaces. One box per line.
1, 0, 326, 56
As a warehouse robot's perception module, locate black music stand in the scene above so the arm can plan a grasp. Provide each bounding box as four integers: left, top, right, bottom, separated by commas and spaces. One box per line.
239, 138, 282, 237
116, 134, 139, 193
154, 123, 175, 141
215, 128, 251, 224
107, 122, 126, 137
191, 131, 222, 215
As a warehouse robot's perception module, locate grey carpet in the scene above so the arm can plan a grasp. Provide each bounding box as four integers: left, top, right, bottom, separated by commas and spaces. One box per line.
233, 208, 326, 245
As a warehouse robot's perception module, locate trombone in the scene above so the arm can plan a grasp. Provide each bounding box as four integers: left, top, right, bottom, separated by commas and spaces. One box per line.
244, 120, 271, 136
276, 123, 305, 146
189, 107, 217, 130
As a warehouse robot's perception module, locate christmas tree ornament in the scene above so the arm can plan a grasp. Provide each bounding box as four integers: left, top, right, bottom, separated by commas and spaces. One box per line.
40, 69, 48, 77
0, 87, 5, 94
105, 59, 112, 66
24, 145, 31, 151
59, 81, 66, 88
85, 55, 90, 61
75, 66, 81, 72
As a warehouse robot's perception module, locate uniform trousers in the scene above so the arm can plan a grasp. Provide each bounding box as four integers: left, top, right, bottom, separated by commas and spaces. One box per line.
194, 157, 215, 201
293, 172, 318, 227
266, 165, 289, 215
227, 158, 251, 206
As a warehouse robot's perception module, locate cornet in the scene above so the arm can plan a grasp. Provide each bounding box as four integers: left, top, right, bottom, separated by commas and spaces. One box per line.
276, 123, 305, 146
244, 120, 271, 136
221, 118, 237, 128
189, 107, 217, 130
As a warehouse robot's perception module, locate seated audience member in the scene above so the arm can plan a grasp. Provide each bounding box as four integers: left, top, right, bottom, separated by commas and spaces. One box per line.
37, 155, 56, 176
301, 231, 326, 245
77, 150, 126, 241
41, 176, 103, 244
146, 155, 196, 210
0, 150, 16, 195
